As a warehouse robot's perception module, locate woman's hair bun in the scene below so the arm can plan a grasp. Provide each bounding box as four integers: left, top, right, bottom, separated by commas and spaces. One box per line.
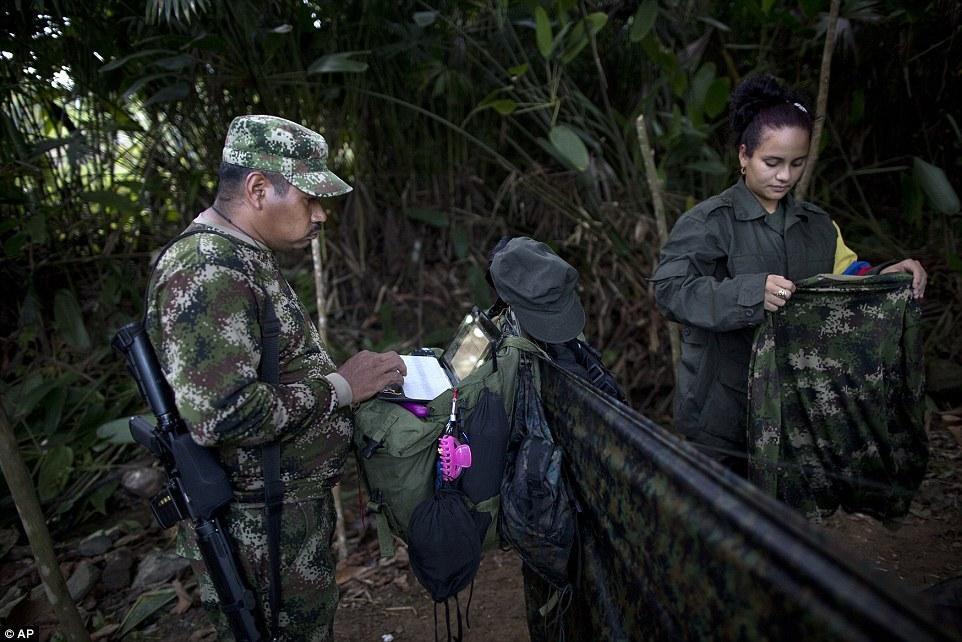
730, 75, 790, 139
728, 74, 812, 152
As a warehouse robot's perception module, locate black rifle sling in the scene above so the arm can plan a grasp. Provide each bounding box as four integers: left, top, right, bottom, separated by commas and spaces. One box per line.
148, 226, 286, 638
258, 300, 283, 640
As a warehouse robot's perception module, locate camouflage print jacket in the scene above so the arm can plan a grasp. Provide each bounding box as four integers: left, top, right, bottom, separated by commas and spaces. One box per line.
747, 273, 927, 519
145, 223, 352, 502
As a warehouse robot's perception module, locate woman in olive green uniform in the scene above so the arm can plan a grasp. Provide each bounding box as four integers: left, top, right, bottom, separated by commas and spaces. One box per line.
651, 75, 926, 471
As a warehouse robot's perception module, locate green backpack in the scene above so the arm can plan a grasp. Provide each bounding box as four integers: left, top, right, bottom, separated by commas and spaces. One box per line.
354, 336, 543, 558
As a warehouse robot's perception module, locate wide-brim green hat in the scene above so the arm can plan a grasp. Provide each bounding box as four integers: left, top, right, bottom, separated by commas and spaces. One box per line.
222, 114, 353, 198
490, 237, 585, 343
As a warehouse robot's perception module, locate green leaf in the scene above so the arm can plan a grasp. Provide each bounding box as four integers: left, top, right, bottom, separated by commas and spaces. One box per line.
3, 233, 28, 258
144, 81, 190, 106
850, 89, 865, 125
686, 159, 728, 176
629, 0, 658, 42
413, 11, 438, 27
901, 172, 924, 227
913, 157, 960, 214
86, 481, 120, 516
54, 289, 91, 351
584, 12, 608, 36
121, 72, 177, 102
761, 0, 776, 14
119, 588, 177, 636
43, 386, 67, 435
152, 54, 194, 71
24, 212, 47, 244
703, 77, 730, 119
37, 445, 74, 503
697, 16, 731, 32
560, 21, 589, 64
80, 189, 137, 213
548, 125, 589, 172
404, 208, 449, 227
535, 6, 553, 59
467, 264, 492, 309
97, 417, 137, 444
0, 527, 18, 560
507, 63, 529, 78
308, 52, 369, 74
690, 63, 716, 114
452, 226, 469, 259
488, 100, 517, 115
99, 49, 171, 72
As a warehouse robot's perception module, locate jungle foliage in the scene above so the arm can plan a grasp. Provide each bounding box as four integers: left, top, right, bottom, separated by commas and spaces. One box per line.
0, 0, 959, 528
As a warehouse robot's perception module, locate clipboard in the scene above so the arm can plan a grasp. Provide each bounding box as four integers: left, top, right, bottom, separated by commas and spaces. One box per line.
378, 306, 500, 402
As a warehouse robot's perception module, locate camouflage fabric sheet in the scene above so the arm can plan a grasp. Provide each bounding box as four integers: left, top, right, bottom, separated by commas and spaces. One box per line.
535, 360, 949, 641
747, 274, 927, 519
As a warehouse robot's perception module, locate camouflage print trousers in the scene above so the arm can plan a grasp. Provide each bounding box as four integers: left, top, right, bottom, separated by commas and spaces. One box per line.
182, 491, 338, 641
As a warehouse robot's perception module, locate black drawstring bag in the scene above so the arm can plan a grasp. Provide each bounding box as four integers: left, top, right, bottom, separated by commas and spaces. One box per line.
407, 486, 483, 641
459, 389, 511, 540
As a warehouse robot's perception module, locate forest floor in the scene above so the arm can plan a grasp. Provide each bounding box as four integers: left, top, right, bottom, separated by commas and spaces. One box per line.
1, 418, 959, 641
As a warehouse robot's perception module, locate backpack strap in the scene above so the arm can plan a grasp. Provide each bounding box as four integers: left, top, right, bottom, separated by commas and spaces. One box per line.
500, 335, 549, 359
259, 298, 283, 640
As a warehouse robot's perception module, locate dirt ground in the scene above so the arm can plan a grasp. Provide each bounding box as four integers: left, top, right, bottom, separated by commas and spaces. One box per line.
1, 419, 959, 641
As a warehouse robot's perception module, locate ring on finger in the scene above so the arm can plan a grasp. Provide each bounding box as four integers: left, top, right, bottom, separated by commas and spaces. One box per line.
776, 288, 789, 300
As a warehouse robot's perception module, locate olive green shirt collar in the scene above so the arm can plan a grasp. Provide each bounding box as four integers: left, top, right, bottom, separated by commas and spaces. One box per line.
730, 179, 808, 232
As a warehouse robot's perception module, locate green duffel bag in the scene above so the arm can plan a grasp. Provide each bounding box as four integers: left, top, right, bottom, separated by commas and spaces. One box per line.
354, 336, 542, 558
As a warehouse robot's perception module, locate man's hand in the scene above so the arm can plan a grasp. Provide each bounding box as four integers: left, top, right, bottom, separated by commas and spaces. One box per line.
337, 350, 407, 403
764, 274, 796, 312
880, 258, 927, 299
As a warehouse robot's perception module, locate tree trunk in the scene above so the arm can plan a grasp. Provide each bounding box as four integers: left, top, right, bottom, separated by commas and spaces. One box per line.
635, 114, 681, 374
0, 400, 90, 641
311, 236, 348, 561
796, 0, 842, 201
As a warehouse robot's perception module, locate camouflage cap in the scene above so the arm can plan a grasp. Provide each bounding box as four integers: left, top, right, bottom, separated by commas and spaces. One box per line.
222, 115, 352, 198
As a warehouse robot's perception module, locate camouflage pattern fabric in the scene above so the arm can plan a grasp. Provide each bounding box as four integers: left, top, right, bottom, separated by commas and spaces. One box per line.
534, 360, 949, 641
222, 115, 352, 198
192, 492, 339, 641
145, 226, 353, 500
146, 226, 352, 636
747, 273, 927, 519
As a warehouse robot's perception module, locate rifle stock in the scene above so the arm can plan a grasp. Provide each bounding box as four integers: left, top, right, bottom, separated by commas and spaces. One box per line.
113, 321, 263, 641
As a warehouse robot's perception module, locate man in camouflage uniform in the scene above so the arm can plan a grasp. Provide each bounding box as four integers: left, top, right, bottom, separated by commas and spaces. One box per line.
145, 115, 406, 640
747, 273, 927, 519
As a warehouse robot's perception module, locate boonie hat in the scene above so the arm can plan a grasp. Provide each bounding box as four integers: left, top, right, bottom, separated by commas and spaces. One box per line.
490, 237, 585, 343
222, 115, 352, 198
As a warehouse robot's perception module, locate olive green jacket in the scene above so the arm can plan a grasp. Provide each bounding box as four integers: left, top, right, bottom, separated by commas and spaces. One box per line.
651, 180, 838, 451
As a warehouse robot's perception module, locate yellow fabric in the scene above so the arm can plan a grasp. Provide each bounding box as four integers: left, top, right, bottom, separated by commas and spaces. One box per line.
832, 221, 858, 275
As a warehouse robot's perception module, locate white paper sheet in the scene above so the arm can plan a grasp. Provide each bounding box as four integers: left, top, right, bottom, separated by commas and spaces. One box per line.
400, 355, 452, 401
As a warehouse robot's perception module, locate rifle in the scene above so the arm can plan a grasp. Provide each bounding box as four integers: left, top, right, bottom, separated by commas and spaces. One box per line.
113, 321, 263, 641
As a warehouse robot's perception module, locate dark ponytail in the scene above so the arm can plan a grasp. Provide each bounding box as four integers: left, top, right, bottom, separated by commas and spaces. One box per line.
729, 74, 813, 155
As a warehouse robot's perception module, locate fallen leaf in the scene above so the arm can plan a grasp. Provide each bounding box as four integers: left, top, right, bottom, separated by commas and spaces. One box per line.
118, 587, 176, 636
91, 623, 121, 640
336, 564, 373, 585
0, 528, 18, 560
189, 625, 217, 641
170, 579, 193, 615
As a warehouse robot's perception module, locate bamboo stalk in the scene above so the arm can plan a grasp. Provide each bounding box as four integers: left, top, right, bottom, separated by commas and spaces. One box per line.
796, 0, 841, 201
311, 235, 349, 561
634, 114, 681, 374
0, 400, 90, 642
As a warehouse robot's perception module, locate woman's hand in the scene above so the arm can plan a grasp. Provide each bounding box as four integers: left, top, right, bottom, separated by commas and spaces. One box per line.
880, 259, 927, 299
764, 274, 796, 312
